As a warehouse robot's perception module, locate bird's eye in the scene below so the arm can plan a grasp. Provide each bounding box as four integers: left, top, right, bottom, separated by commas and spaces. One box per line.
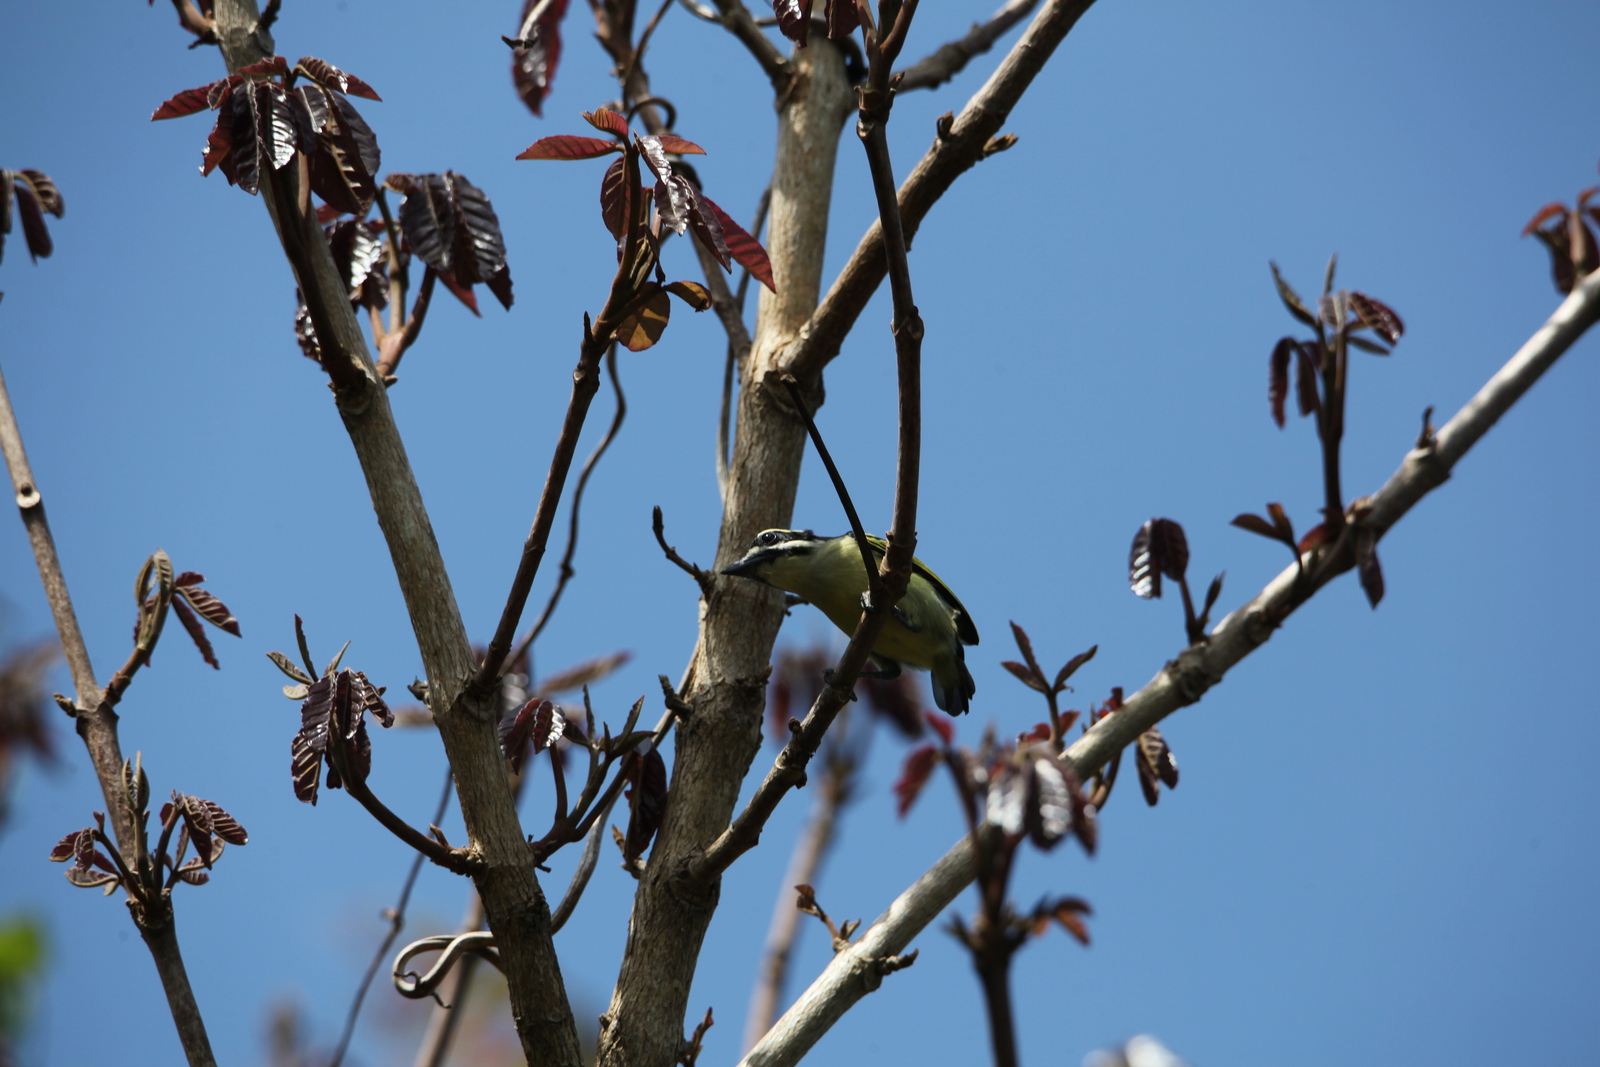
757, 531, 782, 547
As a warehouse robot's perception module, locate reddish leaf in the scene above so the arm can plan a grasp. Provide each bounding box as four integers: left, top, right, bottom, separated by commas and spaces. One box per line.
293, 57, 382, 101
517, 135, 624, 161
152, 83, 218, 121
772, 0, 814, 45
1048, 897, 1092, 945
1269, 336, 1293, 428
582, 108, 630, 137
510, 0, 572, 117
448, 172, 514, 309
171, 597, 219, 670
825, 0, 860, 40
200, 799, 248, 845
682, 182, 730, 270
235, 56, 288, 78
859, 672, 923, 738
1348, 291, 1404, 345
1053, 645, 1097, 691
1134, 725, 1178, 806
1522, 202, 1567, 237
1129, 518, 1187, 598
1024, 753, 1084, 851
175, 582, 240, 636
1266, 502, 1294, 543
615, 287, 671, 351
11, 181, 52, 261
1295, 343, 1321, 416
48, 828, 91, 863
499, 698, 551, 774
1008, 620, 1045, 685
701, 193, 775, 292
207, 77, 240, 110
308, 92, 380, 215
1297, 523, 1328, 554
923, 710, 955, 746
1231, 512, 1285, 544
893, 744, 940, 817
600, 154, 632, 242
438, 270, 481, 315
624, 742, 668, 861
1346, 334, 1391, 355
654, 134, 706, 155
1001, 661, 1047, 693
1018, 722, 1051, 745
226, 86, 262, 194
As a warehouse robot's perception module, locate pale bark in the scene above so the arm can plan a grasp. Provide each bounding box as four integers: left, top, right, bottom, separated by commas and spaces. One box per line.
740, 269, 1600, 1067
596, 38, 855, 1067
210, 5, 583, 1062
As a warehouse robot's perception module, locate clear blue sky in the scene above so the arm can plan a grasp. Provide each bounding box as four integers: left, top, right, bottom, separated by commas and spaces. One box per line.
1, 1, 1597, 1065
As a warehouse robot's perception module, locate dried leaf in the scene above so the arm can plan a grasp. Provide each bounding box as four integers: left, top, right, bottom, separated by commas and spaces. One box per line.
614, 286, 671, 351
535, 651, 631, 697
663, 280, 711, 310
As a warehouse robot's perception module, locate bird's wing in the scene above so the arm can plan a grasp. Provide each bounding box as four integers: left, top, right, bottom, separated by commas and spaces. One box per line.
863, 534, 980, 646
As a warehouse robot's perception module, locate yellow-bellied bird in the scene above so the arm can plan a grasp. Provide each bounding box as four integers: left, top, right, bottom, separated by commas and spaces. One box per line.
721, 529, 979, 714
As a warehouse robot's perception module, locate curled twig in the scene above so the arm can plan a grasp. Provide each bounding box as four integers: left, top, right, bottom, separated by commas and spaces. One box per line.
392, 932, 504, 1001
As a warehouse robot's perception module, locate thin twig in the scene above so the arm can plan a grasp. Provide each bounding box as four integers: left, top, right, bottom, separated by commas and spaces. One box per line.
778, 375, 880, 600
619, 0, 678, 96
739, 270, 1600, 1067
508, 344, 628, 670
705, 0, 790, 90
894, 0, 1041, 92
329, 769, 455, 1067
690, 232, 753, 503
376, 267, 436, 380
653, 507, 712, 592
743, 712, 866, 1051
786, 0, 1103, 382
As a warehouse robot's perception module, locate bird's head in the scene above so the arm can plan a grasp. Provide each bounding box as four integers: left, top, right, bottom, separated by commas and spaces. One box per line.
720, 528, 824, 586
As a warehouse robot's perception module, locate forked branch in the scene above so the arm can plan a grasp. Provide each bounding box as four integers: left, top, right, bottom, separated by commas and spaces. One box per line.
740, 266, 1600, 1067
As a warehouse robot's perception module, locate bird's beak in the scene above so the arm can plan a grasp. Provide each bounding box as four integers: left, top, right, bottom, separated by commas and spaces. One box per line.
720, 556, 762, 580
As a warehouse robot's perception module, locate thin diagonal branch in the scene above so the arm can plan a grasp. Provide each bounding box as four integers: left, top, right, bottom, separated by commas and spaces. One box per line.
786, 0, 1101, 381
705, 0, 791, 89
894, 0, 1041, 92
779, 375, 880, 600
329, 768, 455, 1067
740, 270, 1600, 1067
508, 343, 627, 669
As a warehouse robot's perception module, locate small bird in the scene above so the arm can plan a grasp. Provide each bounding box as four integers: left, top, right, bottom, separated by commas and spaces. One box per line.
721, 529, 979, 714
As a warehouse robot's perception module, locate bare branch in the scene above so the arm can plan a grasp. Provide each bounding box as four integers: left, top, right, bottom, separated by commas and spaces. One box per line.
329, 770, 455, 1067
894, 0, 1040, 92
741, 271, 1600, 1067
705, 0, 791, 90
786, 0, 1101, 381
509, 344, 628, 667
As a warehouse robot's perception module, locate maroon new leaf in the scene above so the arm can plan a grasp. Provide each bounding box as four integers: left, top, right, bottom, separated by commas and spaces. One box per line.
173, 573, 241, 635
1295, 342, 1321, 416
1269, 336, 1294, 428
772, 0, 814, 45
654, 135, 706, 155
510, 0, 572, 117
1134, 725, 1178, 806
1297, 523, 1328, 554
1008, 621, 1046, 686
171, 597, 218, 669
1046, 897, 1092, 945
517, 135, 624, 161
235, 56, 289, 78
701, 193, 775, 292
1024, 752, 1091, 853
924, 709, 955, 745
1001, 660, 1048, 693
893, 744, 940, 817
582, 108, 630, 138
9, 175, 53, 262
308, 92, 381, 216
600, 155, 632, 242
1054, 645, 1097, 691
151, 84, 216, 121
293, 57, 382, 101
1347, 291, 1404, 345
200, 799, 247, 845
1129, 518, 1188, 599
623, 741, 668, 862
825, 0, 860, 40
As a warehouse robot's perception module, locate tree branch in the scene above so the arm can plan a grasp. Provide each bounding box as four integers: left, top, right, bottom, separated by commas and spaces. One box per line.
893, 0, 1040, 92
740, 270, 1600, 1067
705, 0, 791, 90
786, 0, 1101, 381
209, 5, 585, 1063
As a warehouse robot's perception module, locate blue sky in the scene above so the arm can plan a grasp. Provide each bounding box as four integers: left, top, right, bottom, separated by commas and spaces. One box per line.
1, 1, 1597, 1065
